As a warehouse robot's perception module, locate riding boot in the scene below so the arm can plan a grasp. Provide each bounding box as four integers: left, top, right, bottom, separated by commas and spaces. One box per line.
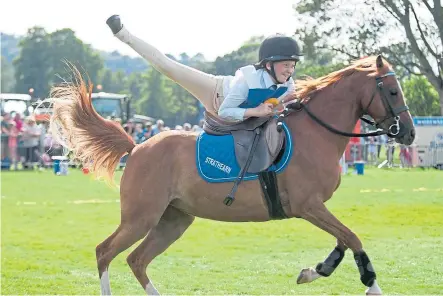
106, 15, 123, 35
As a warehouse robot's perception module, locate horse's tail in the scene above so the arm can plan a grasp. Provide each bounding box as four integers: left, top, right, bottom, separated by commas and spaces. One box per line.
49, 65, 135, 184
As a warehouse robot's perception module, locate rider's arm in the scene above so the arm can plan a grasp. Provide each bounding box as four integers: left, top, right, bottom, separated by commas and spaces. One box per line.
218, 73, 251, 121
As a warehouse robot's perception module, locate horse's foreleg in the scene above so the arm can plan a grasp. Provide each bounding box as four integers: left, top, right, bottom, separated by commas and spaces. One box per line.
126, 206, 195, 295
297, 239, 347, 284
299, 202, 382, 295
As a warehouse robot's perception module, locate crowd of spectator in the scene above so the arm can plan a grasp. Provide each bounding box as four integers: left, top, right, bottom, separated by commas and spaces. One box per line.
0, 111, 205, 170
1, 109, 422, 171
1, 112, 52, 169
121, 118, 204, 144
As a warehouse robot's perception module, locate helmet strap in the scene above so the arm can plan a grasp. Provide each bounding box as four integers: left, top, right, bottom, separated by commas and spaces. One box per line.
266, 62, 285, 84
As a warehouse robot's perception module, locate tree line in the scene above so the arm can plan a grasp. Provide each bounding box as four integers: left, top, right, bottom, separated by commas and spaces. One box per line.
1, 0, 441, 126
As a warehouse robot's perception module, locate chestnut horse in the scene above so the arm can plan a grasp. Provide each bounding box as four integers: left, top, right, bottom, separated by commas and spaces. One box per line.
49, 55, 415, 295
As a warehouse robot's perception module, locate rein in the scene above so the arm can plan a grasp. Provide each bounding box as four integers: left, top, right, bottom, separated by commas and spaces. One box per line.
276, 71, 409, 138
277, 102, 387, 137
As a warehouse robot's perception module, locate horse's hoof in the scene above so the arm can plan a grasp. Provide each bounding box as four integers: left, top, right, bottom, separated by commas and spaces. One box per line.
296, 267, 321, 284
365, 280, 382, 295
106, 15, 123, 35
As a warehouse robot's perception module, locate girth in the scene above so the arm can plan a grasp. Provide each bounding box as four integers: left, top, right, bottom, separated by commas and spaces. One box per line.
202, 112, 288, 217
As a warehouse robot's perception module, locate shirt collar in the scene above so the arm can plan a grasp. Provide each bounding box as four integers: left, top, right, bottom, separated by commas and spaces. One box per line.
259, 69, 277, 89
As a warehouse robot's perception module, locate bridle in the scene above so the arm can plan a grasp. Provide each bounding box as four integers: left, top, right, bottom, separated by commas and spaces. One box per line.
360, 71, 409, 136
276, 71, 409, 138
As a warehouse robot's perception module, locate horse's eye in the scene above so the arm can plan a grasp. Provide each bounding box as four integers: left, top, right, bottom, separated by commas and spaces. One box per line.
390, 89, 398, 96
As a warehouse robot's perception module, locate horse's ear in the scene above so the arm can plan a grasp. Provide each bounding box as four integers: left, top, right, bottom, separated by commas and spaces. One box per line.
376, 55, 384, 68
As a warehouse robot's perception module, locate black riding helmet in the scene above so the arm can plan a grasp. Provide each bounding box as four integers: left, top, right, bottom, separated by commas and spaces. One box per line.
255, 34, 303, 83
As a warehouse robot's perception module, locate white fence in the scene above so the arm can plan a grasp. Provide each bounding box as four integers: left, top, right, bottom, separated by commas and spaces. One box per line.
344, 142, 443, 169
2, 134, 443, 170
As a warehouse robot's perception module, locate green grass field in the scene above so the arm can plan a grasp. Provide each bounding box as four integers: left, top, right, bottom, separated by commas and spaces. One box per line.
1, 168, 442, 295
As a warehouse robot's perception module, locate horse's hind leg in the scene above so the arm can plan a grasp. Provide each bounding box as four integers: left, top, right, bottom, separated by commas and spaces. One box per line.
96, 194, 169, 295
297, 239, 347, 284
96, 223, 150, 295
127, 205, 195, 295
299, 202, 382, 295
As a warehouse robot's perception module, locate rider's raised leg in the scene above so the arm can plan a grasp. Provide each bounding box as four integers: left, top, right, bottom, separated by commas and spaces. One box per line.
106, 15, 223, 114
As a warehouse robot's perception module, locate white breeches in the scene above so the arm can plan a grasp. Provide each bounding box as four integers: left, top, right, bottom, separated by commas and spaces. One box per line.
114, 27, 227, 115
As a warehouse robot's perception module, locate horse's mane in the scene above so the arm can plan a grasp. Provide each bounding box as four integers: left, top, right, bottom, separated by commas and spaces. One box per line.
295, 56, 391, 101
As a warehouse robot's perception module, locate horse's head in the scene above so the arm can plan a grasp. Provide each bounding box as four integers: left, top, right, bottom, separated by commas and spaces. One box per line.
360, 55, 415, 145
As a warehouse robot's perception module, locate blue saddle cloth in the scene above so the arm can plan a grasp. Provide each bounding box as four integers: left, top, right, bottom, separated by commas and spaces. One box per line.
196, 123, 293, 183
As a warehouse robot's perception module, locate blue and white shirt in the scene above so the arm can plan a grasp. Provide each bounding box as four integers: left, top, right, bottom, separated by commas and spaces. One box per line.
218, 65, 295, 121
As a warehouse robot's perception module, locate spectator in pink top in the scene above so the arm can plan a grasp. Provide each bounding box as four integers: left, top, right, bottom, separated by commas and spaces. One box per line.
13, 113, 23, 132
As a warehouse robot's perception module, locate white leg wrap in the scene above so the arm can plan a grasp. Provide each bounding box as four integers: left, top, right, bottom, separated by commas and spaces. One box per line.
145, 281, 160, 295
100, 269, 112, 295
366, 280, 382, 295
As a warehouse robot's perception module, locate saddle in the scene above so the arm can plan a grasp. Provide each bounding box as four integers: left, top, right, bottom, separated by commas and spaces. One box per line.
203, 112, 287, 208
203, 113, 285, 173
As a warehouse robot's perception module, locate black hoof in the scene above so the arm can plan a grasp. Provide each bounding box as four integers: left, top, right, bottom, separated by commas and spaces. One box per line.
106, 15, 123, 35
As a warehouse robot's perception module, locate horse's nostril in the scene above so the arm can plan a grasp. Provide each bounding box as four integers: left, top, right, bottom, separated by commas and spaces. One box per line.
410, 129, 416, 138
